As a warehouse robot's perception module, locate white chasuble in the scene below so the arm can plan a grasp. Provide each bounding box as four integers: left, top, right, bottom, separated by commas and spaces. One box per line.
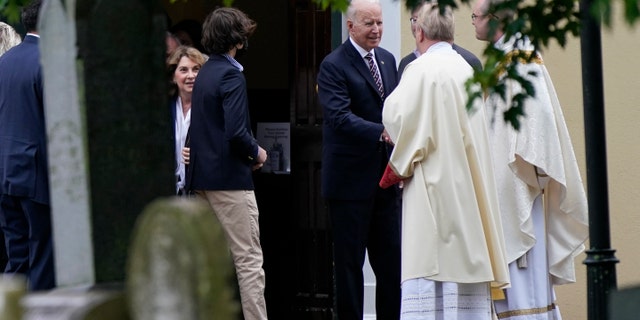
487, 36, 589, 285
382, 44, 509, 290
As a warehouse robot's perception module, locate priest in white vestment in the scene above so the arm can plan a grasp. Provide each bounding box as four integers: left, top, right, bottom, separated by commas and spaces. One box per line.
381, 3, 510, 319
472, 0, 590, 318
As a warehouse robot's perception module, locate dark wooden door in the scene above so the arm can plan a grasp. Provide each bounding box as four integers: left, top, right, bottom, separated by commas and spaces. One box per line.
252, 1, 336, 319
289, 0, 333, 318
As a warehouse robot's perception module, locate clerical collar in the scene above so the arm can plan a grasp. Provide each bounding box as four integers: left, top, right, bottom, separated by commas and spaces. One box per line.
425, 41, 453, 55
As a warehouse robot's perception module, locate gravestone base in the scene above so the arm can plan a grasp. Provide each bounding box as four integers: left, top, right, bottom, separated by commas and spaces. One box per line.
21, 283, 128, 320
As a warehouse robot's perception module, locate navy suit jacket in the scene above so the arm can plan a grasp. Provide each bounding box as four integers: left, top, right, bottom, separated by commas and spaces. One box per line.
317, 40, 398, 200
186, 54, 258, 191
0, 35, 50, 205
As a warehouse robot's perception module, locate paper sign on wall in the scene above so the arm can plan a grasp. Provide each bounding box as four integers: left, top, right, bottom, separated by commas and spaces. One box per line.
256, 122, 291, 174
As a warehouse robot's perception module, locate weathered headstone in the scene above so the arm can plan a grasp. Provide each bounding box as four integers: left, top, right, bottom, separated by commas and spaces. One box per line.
40, 0, 94, 287
126, 198, 239, 320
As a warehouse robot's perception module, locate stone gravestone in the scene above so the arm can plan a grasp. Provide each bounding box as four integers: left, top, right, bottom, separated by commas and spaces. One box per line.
126, 197, 239, 320
21, 285, 128, 320
40, 0, 95, 287
0, 275, 27, 319
18, 198, 239, 320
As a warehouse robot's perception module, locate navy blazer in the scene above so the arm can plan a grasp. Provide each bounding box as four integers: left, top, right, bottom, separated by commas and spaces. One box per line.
186, 54, 259, 191
317, 40, 398, 200
0, 35, 50, 204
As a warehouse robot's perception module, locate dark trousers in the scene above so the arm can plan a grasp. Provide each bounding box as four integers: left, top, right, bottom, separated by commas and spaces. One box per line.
327, 186, 401, 320
0, 194, 55, 291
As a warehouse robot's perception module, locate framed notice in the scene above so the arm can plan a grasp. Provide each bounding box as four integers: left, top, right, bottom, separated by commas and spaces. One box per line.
256, 122, 291, 174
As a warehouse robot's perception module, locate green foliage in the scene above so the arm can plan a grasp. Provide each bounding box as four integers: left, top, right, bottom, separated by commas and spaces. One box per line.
315, 0, 350, 12
465, 0, 579, 128
0, 0, 28, 23
310, 0, 639, 30
312, 0, 639, 129
623, 0, 640, 25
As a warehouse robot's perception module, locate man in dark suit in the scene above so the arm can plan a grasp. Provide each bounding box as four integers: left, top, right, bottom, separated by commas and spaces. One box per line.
0, 0, 56, 291
398, 1, 482, 79
316, 0, 401, 318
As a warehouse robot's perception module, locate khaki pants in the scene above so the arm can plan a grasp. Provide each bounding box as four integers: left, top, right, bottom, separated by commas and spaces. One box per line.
198, 190, 268, 320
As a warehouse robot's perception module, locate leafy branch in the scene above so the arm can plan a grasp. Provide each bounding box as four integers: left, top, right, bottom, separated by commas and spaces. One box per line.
0, 0, 29, 23
315, 0, 639, 129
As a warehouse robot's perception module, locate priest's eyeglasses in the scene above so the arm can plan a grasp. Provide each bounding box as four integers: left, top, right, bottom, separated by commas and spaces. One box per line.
471, 13, 488, 21
471, 13, 493, 21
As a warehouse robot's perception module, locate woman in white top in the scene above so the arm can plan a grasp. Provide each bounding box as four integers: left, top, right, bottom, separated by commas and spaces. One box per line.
167, 45, 206, 195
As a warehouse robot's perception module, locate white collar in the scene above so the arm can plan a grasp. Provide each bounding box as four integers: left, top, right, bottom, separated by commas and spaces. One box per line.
349, 37, 375, 59
425, 41, 454, 55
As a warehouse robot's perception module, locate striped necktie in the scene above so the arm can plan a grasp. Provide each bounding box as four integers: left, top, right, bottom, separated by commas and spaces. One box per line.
365, 52, 385, 98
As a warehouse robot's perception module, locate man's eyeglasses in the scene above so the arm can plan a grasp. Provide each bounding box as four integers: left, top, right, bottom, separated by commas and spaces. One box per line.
471, 13, 492, 21
409, 17, 417, 24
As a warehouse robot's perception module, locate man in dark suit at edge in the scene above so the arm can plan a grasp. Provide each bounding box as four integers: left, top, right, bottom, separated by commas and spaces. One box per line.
0, 0, 56, 291
316, 0, 401, 318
